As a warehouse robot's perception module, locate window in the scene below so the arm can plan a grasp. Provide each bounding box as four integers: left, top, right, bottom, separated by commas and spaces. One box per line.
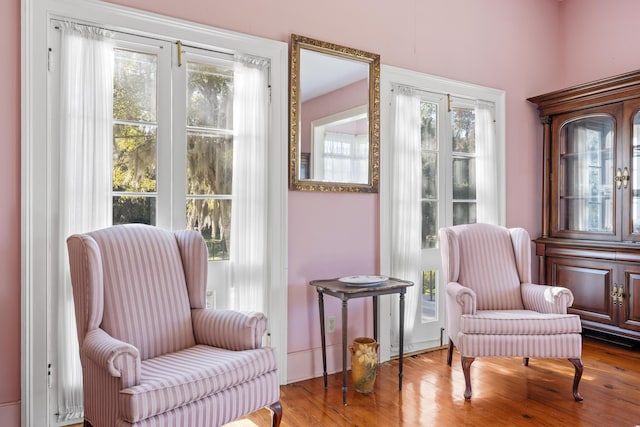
111, 40, 237, 260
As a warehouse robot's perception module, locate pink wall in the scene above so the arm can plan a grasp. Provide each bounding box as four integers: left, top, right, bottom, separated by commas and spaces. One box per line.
7, 0, 640, 424
559, 0, 640, 87
1, 0, 22, 423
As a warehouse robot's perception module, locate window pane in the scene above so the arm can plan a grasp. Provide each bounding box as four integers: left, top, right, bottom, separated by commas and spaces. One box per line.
421, 101, 438, 151
421, 100, 439, 249
114, 50, 157, 123
422, 270, 437, 322
187, 198, 231, 260
422, 152, 438, 199
186, 60, 234, 262
113, 124, 157, 192
452, 157, 476, 199
113, 196, 156, 225
187, 62, 233, 129
186, 132, 233, 196
421, 201, 438, 248
451, 107, 475, 154
113, 49, 159, 225
453, 202, 476, 225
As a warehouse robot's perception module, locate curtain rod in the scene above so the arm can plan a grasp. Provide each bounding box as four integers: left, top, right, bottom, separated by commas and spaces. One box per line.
391, 83, 495, 107
50, 17, 235, 59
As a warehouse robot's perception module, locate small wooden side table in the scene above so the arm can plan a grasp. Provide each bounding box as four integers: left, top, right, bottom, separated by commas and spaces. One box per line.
309, 277, 414, 405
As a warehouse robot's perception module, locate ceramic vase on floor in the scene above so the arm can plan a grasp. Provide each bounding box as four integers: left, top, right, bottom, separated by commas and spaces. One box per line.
349, 337, 379, 393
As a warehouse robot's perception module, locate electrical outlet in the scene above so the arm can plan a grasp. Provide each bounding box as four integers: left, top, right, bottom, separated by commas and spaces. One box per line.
206, 290, 215, 309
327, 316, 336, 333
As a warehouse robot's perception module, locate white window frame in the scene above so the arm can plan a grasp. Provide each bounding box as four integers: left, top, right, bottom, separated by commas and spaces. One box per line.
377, 64, 506, 362
22, 1, 288, 425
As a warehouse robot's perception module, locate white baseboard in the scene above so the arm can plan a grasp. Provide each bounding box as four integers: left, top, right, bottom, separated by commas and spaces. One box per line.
287, 344, 350, 384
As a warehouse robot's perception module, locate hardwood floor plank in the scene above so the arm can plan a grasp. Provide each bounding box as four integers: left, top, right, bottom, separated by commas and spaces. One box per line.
227, 337, 640, 427
69, 337, 640, 426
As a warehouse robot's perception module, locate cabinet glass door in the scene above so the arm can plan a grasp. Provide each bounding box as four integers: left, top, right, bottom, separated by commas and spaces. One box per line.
630, 111, 640, 237
621, 100, 640, 242
558, 115, 615, 235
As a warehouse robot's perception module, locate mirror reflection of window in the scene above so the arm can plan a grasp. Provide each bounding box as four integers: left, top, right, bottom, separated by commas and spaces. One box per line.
299, 48, 370, 184
311, 105, 368, 183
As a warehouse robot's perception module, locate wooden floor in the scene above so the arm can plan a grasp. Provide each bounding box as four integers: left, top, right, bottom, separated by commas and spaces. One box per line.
226, 336, 640, 427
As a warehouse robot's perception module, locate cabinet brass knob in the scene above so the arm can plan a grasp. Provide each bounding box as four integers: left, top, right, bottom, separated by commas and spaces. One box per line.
611, 284, 625, 305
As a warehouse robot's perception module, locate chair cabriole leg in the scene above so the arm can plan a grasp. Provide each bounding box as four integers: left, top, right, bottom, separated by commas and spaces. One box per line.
270, 400, 283, 427
569, 358, 584, 401
461, 356, 474, 400
447, 338, 453, 366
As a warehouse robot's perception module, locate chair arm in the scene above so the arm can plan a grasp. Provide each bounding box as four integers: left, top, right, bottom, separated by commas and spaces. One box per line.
82, 328, 140, 388
192, 309, 267, 351
446, 282, 477, 315
521, 283, 574, 314
445, 282, 476, 347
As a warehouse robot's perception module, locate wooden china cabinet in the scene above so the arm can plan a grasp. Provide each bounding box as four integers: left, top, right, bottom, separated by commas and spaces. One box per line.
528, 70, 640, 343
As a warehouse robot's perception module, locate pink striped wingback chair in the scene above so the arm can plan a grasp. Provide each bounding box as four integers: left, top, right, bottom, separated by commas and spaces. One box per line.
439, 223, 584, 401
67, 224, 282, 427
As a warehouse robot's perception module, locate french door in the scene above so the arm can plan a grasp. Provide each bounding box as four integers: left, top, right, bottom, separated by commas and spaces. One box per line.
380, 65, 505, 359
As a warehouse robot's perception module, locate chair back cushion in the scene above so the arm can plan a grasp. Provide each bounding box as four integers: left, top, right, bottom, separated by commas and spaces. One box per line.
441, 223, 524, 310
89, 224, 196, 360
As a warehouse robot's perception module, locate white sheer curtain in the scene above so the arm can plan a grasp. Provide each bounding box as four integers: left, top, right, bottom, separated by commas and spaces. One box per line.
56, 22, 113, 421
322, 131, 368, 184
229, 55, 270, 313
475, 100, 499, 224
390, 85, 422, 350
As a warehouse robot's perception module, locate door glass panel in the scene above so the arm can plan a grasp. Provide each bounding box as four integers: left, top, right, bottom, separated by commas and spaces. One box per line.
421, 101, 438, 248
113, 196, 156, 225
112, 50, 158, 225
632, 112, 640, 234
559, 116, 614, 233
451, 106, 477, 226
421, 270, 437, 322
186, 61, 234, 260
113, 50, 158, 123
187, 62, 233, 129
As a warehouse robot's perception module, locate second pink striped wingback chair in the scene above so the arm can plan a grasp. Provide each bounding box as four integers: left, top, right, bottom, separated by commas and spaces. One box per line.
439, 223, 584, 401
67, 224, 282, 427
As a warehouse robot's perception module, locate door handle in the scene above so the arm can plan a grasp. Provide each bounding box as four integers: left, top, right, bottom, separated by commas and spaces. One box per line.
623, 166, 630, 189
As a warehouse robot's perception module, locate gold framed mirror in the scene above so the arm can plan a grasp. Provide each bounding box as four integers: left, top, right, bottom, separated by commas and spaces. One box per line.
289, 34, 380, 192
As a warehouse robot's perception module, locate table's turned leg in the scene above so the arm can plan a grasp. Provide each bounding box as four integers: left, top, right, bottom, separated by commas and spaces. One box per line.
398, 291, 405, 390
341, 298, 348, 405
372, 295, 378, 342
318, 290, 328, 388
